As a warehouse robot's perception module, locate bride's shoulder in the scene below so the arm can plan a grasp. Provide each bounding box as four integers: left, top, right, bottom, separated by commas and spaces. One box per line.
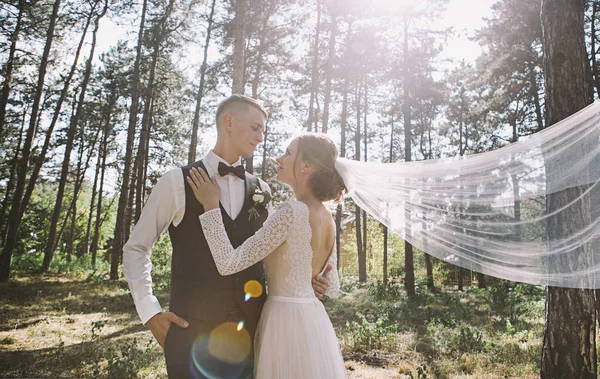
275, 200, 308, 214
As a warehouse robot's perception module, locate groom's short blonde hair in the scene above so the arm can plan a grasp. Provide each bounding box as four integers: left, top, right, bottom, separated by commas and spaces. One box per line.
216, 94, 268, 128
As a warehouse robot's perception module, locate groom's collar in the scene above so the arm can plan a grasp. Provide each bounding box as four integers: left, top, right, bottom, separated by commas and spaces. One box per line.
204, 150, 243, 174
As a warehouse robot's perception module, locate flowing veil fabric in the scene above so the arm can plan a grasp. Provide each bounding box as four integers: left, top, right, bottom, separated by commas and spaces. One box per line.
335, 101, 600, 289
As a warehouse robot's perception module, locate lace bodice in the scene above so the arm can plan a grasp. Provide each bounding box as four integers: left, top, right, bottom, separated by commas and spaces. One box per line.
198, 200, 340, 299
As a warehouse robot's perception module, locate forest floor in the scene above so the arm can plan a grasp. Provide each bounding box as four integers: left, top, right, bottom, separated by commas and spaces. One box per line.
0, 271, 552, 378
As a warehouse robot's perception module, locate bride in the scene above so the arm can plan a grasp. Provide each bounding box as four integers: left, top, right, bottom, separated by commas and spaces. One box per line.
186, 132, 348, 378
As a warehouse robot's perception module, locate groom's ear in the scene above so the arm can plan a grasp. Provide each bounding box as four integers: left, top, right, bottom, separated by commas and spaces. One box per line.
222, 113, 233, 131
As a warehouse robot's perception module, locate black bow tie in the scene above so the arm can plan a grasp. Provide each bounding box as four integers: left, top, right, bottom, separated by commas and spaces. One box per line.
218, 162, 245, 180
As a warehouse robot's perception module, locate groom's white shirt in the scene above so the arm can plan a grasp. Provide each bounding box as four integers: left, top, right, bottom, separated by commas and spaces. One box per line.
123, 150, 271, 325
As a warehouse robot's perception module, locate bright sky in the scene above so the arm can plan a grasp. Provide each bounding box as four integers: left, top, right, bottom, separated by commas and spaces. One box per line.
93, 0, 497, 192
438, 0, 495, 63
97, 0, 496, 66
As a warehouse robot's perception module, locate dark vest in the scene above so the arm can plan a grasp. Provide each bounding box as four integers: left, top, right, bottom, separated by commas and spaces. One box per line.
168, 161, 268, 330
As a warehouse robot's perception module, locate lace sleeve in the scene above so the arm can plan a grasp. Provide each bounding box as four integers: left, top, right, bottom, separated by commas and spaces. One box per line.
199, 203, 295, 276
323, 244, 341, 298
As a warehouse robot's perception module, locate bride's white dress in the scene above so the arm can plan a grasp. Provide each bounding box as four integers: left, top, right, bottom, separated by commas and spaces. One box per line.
199, 200, 347, 378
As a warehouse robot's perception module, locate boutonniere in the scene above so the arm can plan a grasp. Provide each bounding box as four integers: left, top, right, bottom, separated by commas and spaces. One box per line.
249, 184, 272, 220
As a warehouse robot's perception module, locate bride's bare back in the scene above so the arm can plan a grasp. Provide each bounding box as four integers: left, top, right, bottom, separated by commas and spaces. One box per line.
308, 203, 336, 277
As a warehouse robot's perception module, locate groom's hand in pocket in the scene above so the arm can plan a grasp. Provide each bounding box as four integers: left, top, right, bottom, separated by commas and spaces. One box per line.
145, 311, 189, 348
312, 264, 333, 300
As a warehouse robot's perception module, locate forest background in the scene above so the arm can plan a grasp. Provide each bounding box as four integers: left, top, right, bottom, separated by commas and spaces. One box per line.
0, 0, 597, 377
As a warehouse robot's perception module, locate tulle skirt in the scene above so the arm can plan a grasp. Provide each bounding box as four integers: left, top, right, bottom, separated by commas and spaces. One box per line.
254, 296, 347, 379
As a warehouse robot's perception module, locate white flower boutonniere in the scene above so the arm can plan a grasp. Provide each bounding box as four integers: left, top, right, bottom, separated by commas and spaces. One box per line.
249, 184, 272, 220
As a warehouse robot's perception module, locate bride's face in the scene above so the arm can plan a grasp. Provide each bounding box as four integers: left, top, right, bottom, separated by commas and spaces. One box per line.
275, 138, 304, 187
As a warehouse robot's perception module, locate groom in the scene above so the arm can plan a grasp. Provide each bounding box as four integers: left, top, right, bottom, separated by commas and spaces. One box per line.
123, 94, 331, 378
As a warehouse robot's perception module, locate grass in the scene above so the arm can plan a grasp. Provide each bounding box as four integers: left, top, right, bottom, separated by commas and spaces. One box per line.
0, 271, 550, 378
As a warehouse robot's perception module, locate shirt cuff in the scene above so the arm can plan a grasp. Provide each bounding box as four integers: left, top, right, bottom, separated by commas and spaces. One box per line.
136, 295, 163, 325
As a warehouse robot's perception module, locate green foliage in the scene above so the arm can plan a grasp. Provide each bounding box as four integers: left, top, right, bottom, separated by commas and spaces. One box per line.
426, 319, 487, 354
484, 281, 544, 328
345, 312, 398, 353
104, 338, 154, 379
85, 320, 154, 378
367, 281, 404, 301
150, 234, 173, 294
404, 364, 432, 379
0, 336, 15, 345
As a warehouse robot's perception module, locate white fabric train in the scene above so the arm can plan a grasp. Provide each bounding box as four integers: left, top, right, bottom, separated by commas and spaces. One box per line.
335, 101, 600, 289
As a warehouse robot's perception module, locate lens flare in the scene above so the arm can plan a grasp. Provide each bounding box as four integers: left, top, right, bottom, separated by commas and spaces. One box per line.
244, 293, 251, 302
243, 280, 263, 299
208, 322, 251, 364
190, 322, 252, 379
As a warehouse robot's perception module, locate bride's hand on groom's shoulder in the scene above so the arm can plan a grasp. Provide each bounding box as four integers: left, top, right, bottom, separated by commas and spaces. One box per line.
145, 311, 189, 348
187, 167, 221, 210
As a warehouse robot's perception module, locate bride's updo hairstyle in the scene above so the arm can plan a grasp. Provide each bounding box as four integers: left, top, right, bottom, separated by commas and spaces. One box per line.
294, 133, 347, 203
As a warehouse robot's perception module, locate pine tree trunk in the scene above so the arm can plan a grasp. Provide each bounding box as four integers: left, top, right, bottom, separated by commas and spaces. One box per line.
0, 0, 61, 282
135, 0, 175, 224
0, 0, 25, 140
246, 10, 271, 176
307, 0, 321, 132
355, 82, 366, 283
43, 93, 79, 270
261, 121, 269, 180
189, 0, 217, 164
124, 164, 137, 250
321, 8, 338, 133
84, 91, 115, 258
43, 2, 105, 271
362, 77, 368, 266
91, 99, 113, 266
67, 195, 77, 263
84, 138, 101, 256
529, 63, 545, 131
356, 205, 365, 282
232, 0, 246, 94
383, 225, 388, 286
67, 131, 86, 261
541, 0, 597, 377
57, 122, 100, 259
591, 2, 600, 99
19, 5, 95, 223
382, 111, 394, 286
403, 17, 415, 297
424, 253, 433, 290
335, 71, 349, 266
111, 0, 147, 280
0, 108, 27, 245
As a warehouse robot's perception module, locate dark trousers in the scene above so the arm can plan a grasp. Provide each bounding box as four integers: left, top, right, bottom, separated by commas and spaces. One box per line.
164, 311, 257, 379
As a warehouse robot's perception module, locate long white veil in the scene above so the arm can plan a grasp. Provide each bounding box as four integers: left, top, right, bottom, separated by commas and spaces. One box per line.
334, 102, 600, 289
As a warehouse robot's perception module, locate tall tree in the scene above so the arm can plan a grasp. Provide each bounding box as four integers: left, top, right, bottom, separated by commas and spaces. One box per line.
133, 0, 176, 223
0, 0, 61, 282
232, 0, 246, 93
540, 0, 596, 377
18, 2, 96, 224
307, 0, 322, 132
321, 1, 337, 133
402, 15, 415, 297
354, 79, 366, 282
0, 0, 26, 140
0, 106, 27, 245
42, 0, 108, 271
110, 0, 148, 280
188, 0, 217, 164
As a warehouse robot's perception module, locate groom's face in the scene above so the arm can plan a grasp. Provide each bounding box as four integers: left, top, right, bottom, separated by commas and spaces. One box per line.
227, 105, 266, 158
